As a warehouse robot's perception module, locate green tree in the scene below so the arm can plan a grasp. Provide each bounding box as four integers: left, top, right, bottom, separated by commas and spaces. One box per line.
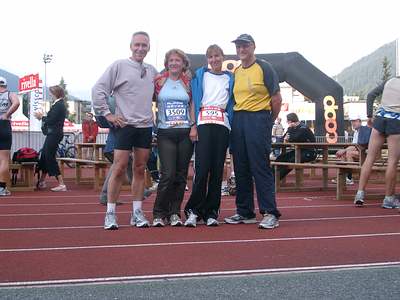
380, 56, 392, 83
374, 56, 393, 109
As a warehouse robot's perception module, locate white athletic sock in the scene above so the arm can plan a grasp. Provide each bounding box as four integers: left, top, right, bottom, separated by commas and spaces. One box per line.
133, 200, 142, 212
230, 171, 235, 177
107, 203, 116, 213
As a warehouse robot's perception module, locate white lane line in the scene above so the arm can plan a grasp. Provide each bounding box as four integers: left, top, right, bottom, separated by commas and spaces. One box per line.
1, 261, 399, 288
0, 214, 398, 231
0, 203, 384, 216
1, 232, 400, 253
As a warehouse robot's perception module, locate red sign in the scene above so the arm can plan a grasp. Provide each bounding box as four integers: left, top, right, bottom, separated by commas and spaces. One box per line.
19, 74, 40, 92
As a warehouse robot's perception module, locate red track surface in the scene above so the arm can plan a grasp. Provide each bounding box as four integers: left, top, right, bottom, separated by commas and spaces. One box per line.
0, 174, 399, 285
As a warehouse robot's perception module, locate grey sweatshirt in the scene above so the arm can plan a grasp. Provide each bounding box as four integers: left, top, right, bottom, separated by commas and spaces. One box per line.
366, 77, 400, 117
92, 58, 158, 127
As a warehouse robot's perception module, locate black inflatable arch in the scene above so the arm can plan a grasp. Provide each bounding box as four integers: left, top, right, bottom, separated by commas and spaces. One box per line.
187, 53, 344, 140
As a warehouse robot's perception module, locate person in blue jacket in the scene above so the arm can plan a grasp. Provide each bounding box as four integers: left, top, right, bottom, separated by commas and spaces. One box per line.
184, 44, 235, 227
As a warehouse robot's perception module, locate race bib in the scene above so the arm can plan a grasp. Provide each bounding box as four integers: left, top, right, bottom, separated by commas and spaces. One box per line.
198, 106, 225, 125
164, 100, 189, 126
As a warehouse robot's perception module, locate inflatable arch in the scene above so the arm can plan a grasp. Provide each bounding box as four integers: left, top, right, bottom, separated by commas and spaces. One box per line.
187, 53, 344, 142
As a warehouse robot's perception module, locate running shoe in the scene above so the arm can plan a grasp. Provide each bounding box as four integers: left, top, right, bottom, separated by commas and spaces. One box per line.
130, 209, 150, 228
258, 214, 279, 229
224, 214, 257, 224
104, 212, 118, 230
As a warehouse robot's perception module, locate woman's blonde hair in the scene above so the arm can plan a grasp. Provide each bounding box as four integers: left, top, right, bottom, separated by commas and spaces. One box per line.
164, 49, 190, 72
49, 85, 65, 99
206, 44, 224, 57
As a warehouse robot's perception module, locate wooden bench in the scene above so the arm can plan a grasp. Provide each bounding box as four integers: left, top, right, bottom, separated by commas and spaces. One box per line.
271, 161, 397, 200
8, 162, 37, 191
57, 158, 110, 190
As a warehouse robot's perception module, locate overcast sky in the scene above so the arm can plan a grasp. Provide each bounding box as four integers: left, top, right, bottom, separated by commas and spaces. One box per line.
1, 0, 399, 99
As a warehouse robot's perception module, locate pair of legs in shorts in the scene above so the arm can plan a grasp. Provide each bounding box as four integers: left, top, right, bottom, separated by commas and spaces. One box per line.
355, 116, 400, 208
0, 120, 12, 195
104, 126, 152, 229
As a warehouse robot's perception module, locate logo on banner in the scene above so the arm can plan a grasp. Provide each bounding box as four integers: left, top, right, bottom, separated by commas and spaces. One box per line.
323, 95, 338, 143
19, 74, 40, 92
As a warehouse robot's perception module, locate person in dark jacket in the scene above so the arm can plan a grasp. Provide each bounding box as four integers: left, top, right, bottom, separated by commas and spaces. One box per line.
275, 113, 317, 180
34, 85, 67, 191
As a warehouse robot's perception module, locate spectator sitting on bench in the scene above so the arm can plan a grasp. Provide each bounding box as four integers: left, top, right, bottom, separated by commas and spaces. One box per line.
275, 113, 317, 180
333, 117, 371, 185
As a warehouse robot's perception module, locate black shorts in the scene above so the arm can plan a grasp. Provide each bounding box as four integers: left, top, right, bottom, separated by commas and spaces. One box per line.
373, 116, 400, 136
114, 126, 152, 150
0, 120, 12, 150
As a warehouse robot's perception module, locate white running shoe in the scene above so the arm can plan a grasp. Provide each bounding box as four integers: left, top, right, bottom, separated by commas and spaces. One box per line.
206, 218, 219, 226
130, 209, 150, 228
184, 211, 197, 227
51, 184, 67, 192
104, 212, 118, 230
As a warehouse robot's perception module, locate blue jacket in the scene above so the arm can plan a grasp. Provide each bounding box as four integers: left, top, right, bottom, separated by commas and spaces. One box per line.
191, 67, 235, 126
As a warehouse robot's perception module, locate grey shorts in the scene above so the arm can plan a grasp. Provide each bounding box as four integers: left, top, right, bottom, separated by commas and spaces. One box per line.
373, 116, 400, 136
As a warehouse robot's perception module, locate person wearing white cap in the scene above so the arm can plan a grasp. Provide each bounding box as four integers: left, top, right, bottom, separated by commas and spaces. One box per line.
0, 76, 20, 196
333, 117, 371, 185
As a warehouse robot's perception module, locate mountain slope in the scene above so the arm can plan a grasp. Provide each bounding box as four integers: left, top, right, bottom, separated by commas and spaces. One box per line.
335, 40, 396, 97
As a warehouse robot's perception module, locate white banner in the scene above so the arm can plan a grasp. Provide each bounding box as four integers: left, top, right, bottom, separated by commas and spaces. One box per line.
29, 87, 43, 131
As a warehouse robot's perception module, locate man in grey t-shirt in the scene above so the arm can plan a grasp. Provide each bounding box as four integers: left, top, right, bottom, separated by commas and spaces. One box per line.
92, 31, 158, 230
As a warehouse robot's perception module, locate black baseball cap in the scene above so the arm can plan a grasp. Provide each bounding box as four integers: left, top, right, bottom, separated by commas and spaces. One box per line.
231, 34, 255, 44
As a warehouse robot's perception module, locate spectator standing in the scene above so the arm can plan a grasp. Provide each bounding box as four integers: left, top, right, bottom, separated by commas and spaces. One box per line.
35, 85, 68, 192
0, 77, 20, 196
82, 112, 99, 159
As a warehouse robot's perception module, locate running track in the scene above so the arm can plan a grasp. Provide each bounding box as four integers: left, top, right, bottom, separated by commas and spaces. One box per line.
0, 180, 399, 287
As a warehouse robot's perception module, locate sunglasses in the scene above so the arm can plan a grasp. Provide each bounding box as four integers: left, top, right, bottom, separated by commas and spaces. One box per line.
140, 67, 147, 79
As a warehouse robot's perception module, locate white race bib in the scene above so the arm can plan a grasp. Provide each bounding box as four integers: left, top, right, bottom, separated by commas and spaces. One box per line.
198, 106, 225, 126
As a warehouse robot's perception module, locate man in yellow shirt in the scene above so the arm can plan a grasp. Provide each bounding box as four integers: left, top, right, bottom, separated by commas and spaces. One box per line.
224, 34, 282, 229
